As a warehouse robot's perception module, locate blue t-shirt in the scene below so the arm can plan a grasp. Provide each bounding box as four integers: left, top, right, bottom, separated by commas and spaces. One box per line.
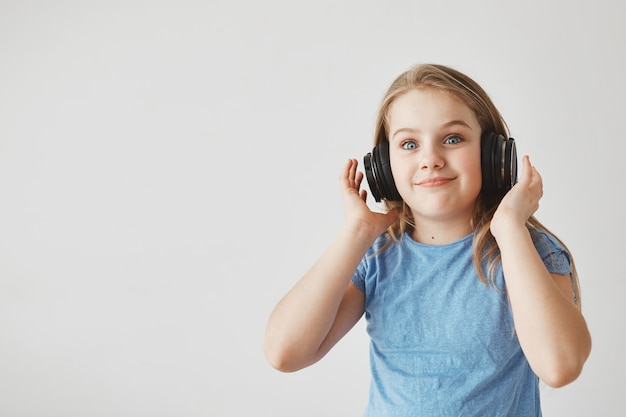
351, 229, 570, 417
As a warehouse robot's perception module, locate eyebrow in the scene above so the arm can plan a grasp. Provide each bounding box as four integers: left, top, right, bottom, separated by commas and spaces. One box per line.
390, 120, 473, 141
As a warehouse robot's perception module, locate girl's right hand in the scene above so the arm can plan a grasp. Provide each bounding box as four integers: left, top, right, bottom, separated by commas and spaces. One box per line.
490, 155, 542, 239
340, 159, 398, 236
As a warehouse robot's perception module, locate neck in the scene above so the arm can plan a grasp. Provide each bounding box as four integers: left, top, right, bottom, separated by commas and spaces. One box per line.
410, 217, 473, 245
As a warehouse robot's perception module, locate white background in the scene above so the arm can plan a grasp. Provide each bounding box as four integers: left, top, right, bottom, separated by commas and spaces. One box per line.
1, 1, 624, 416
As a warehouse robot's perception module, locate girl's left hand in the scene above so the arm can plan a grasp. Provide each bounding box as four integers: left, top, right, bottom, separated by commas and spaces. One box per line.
490, 155, 543, 237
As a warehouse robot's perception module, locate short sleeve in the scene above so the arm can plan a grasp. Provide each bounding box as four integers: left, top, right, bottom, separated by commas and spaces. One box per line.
351, 258, 366, 292
533, 229, 576, 303
541, 250, 571, 276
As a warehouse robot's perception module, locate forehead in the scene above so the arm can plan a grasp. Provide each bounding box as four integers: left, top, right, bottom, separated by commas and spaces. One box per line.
387, 88, 479, 130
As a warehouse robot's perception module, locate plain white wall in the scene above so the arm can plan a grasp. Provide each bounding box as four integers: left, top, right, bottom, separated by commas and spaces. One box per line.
0, 0, 623, 415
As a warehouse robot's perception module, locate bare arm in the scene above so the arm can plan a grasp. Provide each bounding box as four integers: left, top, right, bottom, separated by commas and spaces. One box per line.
491, 155, 591, 387
264, 159, 397, 372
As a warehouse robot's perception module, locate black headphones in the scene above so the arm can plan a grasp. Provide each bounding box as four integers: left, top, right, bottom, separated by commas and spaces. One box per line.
363, 132, 517, 202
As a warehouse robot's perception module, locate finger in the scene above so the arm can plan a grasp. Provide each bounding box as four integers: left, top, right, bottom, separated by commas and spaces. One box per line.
348, 159, 358, 184
532, 166, 544, 199
355, 170, 364, 189
341, 159, 355, 182
339, 159, 354, 192
340, 159, 363, 196
520, 155, 533, 184
532, 165, 543, 186
523, 155, 542, 186
340, 159, 350, 179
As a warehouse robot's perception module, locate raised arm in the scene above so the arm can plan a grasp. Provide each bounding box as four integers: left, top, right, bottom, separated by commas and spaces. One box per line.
264, 159, 397, 372
490, 155, 591, 387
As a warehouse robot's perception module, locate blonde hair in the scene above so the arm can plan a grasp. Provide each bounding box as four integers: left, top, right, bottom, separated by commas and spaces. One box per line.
374, 64, 581, 309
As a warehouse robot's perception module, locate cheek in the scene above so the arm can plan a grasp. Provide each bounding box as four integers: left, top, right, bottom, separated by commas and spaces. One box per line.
461, 153, 483, 190
389, 153, 411, 182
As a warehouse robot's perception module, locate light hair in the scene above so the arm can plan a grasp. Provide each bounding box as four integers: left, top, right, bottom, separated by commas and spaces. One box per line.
373, 64, 581, 309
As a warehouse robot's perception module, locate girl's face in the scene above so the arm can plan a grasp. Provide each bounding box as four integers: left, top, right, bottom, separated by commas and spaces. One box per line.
387, 88, 483, 225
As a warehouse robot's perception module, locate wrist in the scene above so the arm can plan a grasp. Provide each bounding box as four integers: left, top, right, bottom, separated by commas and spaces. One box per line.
490, 217, 529, 243
342, 219, 385, 245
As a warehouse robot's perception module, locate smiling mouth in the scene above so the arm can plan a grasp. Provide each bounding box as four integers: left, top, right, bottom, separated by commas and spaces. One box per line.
416, 177, 455, 187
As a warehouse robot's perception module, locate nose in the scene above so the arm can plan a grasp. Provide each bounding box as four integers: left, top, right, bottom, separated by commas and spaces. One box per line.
420, 145, 444, 171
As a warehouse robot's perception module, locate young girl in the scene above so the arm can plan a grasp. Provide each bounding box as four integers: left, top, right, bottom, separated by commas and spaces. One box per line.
264, 64, 591, 416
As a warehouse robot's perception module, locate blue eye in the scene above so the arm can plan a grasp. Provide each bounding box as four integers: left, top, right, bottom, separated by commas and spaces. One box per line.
402, 141, 417, 150
444, 135, 463, 144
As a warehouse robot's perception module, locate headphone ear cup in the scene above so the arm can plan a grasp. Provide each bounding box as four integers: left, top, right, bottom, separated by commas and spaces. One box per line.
364, 151, 383, 202
363, 141, 402, 202
481, 131, 497, 191
504, 138, 517, 189
481, 132, 518, 194
377, 142, 402, 201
